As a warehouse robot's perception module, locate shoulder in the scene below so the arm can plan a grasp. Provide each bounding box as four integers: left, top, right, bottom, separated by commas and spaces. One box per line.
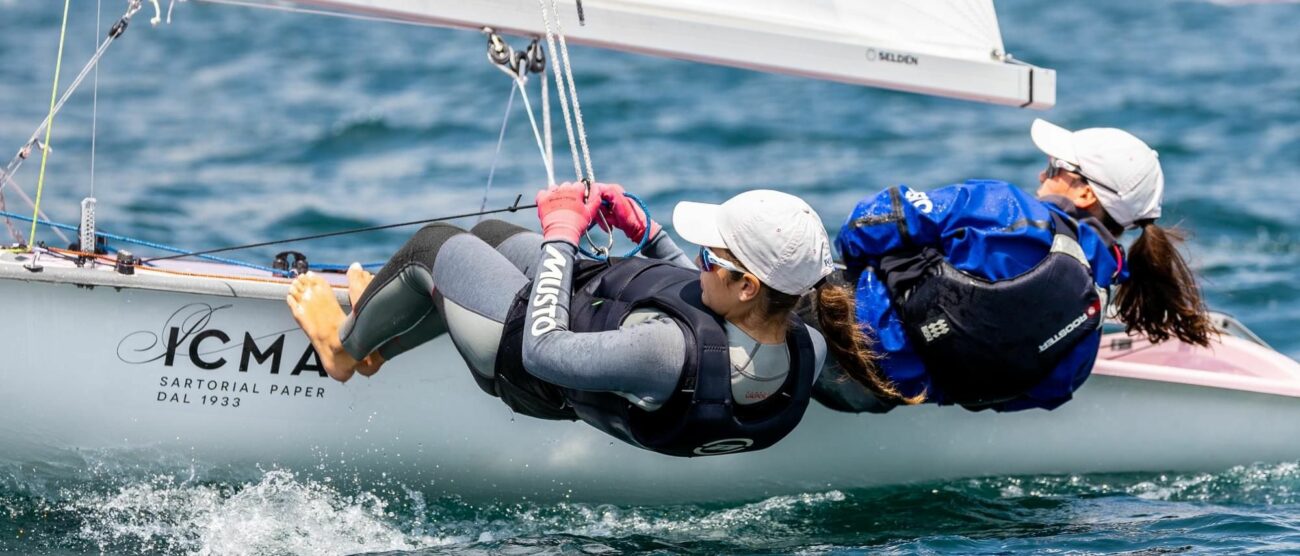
802, 324, 829, 375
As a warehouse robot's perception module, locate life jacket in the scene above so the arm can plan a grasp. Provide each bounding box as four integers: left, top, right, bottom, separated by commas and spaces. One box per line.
876, 211, 1105, 407
486, 257, 818, 457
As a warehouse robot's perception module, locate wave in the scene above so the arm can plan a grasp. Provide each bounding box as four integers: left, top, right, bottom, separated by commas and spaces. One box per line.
7, 462, 1300, 554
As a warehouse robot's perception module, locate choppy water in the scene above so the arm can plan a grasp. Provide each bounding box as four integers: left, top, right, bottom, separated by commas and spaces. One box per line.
1, 0, 1299, 553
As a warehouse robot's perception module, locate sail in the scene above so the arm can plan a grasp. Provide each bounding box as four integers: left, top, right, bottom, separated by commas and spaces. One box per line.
245, 0, 1055, 109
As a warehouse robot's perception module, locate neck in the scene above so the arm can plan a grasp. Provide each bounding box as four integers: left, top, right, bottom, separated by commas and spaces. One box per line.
726, 305, 787, 344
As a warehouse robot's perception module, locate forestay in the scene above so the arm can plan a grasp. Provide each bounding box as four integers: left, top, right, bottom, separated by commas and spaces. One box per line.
241, 0, 1056, 109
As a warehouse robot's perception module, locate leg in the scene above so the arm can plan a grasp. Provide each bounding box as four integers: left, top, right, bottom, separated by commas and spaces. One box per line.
335, 223, 465, 365
339, 224, 530, 378
344, 264, 383, 376
472, 219, 544, 275
427, 232, 530, 378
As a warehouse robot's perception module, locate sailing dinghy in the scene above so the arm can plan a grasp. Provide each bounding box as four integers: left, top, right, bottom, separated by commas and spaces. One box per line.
2, 0, 1298, 503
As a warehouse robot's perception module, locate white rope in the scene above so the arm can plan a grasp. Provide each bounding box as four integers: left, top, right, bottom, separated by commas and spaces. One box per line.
515, 77, 556, 186
548, 0, 595, 183
481, 34, 556, 188
536, 0, 584, 183
541, 67, 553, 178
477, 84, 516, 218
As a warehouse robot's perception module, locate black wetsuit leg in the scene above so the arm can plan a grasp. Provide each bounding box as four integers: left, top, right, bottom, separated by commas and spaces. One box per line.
338, 222, 462, 361
338, 222, 530, 377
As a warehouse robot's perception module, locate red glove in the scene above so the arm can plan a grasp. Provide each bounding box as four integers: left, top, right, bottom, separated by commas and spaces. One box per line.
596, 183, 661, 243
536, 182, 603, 246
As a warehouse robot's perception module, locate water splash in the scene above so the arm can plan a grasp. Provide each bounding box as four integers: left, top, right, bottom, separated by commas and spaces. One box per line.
6, 464, 1300, 554
59, 471, 453, 555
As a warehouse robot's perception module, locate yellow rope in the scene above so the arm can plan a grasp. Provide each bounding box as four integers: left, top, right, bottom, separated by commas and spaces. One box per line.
27, 0, 74, 250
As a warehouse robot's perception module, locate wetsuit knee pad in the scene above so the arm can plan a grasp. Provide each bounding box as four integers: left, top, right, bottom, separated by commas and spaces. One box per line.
471, 219, 530, 248
397, 223, 467, 263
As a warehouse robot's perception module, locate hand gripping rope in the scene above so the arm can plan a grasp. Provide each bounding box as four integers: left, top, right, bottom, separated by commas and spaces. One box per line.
577, 191, 652, 261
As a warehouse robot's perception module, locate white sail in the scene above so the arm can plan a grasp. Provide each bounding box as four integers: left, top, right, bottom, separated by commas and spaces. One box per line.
249, 0, 1056, 108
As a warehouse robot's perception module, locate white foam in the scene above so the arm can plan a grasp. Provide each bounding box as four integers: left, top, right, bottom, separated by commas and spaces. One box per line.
63, 470, 453, 556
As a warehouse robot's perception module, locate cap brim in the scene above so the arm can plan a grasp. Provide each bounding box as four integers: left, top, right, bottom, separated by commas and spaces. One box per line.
672, 201, 728, 248
1031, 118, 1079, 165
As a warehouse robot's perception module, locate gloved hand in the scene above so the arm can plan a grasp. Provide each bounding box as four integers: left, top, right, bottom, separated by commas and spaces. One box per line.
536, 182, 603, 246
596, 183, 661, 243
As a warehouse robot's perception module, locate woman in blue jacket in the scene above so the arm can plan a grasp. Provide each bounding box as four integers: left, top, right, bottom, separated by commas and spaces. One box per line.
819, 119, 1214, 412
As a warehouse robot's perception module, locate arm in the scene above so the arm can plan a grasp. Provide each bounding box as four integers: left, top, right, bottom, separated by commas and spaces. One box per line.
521, 241, 687, 407
640, 230, 697, 270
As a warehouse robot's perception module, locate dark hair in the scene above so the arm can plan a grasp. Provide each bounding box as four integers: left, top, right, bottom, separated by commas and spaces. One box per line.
715, 249, 921, 405
1112, 220, 1214, 346
808, 282, 923, 405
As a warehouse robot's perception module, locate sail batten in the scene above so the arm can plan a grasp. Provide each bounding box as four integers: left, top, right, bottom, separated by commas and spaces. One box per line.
233, 0, 1054, 108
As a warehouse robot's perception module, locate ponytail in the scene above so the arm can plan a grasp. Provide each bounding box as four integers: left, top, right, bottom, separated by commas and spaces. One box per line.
717, 246, 921, 405
1113, 221, 1214, 346
812, 282, 924, 405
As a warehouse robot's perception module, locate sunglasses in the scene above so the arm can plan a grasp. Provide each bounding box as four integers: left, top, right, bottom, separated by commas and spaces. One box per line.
698, 246, 745, 274
1046, 157, 1120, 195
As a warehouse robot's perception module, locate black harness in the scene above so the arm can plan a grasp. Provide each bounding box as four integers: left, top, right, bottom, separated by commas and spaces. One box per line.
484, 258, 817, 457
877, 211, 1103, 407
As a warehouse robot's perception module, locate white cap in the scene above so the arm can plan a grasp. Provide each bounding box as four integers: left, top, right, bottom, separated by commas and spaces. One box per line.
673, 190, 835, 295
1031, 118, 1165, 228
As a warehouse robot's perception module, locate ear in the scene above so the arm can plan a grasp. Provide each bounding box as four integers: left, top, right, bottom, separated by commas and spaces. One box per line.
738, 274, 763, 302
1073, 184, 1101, 210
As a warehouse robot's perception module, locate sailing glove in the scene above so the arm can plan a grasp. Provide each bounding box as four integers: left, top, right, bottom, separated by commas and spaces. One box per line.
596, 183, 661, 243
536, 182, 604, 246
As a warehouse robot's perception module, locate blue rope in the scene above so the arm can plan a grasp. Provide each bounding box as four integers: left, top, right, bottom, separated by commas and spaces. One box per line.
578, 192, 653, 261
0, 209, 383, 275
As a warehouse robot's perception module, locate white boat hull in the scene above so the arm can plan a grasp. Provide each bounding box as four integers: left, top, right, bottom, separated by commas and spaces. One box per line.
2, 252, 1299, 502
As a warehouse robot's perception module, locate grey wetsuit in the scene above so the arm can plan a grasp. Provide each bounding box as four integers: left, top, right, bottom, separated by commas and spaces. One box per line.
338, 220, 828, 408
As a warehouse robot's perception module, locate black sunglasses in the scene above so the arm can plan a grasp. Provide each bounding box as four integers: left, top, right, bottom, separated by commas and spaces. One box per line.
1046, 158, 1120, 195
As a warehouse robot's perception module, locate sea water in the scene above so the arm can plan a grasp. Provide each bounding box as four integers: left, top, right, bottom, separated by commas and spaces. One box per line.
1, 0, 1298, 553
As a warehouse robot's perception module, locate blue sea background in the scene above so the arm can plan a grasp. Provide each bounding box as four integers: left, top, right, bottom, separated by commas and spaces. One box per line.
2, 0, 1299, 554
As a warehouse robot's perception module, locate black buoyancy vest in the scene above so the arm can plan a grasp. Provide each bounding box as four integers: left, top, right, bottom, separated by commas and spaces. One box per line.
492, 257, 817, 457
877, 211, 1103, 407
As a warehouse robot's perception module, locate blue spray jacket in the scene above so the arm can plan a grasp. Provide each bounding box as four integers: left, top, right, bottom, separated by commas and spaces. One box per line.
836, 179, 1128, 411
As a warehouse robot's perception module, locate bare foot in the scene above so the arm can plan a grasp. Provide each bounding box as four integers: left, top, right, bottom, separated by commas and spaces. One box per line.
346, 263, 386, 377
287, 272, 358, 382
347, 262, 374, 309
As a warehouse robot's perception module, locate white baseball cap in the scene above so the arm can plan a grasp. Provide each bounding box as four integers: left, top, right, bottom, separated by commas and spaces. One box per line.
1031, 118, 1165, 228
673, 190, 835, 295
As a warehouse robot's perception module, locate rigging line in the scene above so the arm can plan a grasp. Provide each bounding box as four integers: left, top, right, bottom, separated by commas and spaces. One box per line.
91, 0, 102, 198
541, 65, 553, 177
3, 210, 385, 275
0, 193, 22, 245
536, 0, 584, 182
478, 84, 517, 219
486, 52, 555, 185
0, 1, 142, 198
28, 0, 76, 249
515, 76, 556, 185
548, 0, 595, 183
2, 176, 72, 246
142, 200, 539, 263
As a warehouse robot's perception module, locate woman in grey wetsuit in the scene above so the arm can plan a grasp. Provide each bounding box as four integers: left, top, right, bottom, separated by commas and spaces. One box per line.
288, 183, 910, 456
